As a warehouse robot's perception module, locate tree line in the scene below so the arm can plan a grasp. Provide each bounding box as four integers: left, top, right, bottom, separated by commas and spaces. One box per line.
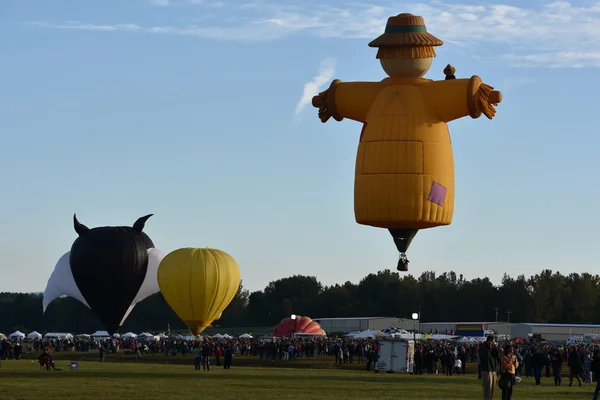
1, 269, 598, 334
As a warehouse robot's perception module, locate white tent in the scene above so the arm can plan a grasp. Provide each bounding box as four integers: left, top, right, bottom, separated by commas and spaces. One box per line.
393, 333, 425, 340
213, 333, 223, 339
44, 332, 73, 339
26, 331, 42, 339
122, 332, 137, 338
112, 333, 120, 338
90, 330, 110, 338
347, 330, 381, 339
170, 333, 183, 339
183, 335, 197, 340
222, 334, 232, 339
76, 334, 91, 338
156, 333, 168, 339
426, 334, 460, 340
239, 333, 253, 339
137, 332, 156, 340
9, 330, 25, 339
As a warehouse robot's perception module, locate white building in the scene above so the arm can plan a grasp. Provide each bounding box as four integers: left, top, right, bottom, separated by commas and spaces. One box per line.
419, 322, 512, 336
313, 317, 418, 334
510, 323, 600, 342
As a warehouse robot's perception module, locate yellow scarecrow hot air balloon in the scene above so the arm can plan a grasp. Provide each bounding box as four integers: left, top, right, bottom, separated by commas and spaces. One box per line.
312, 13, 502, 272
157, 247, 241, 335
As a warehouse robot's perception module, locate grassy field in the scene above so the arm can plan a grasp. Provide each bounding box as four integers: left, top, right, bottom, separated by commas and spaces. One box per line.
0, 355, 593, 400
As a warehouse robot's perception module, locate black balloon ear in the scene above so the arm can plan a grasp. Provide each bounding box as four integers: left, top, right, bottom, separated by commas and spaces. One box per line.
73, 214, 90, 235
133, 214, 153, 232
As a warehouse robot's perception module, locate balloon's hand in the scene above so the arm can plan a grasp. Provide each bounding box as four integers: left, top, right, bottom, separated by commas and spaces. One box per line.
312, 90, 331, 123
477, 85, 503, 119
312, 79, 343, 123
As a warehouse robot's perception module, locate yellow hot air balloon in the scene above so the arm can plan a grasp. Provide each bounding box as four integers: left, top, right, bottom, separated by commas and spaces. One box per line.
157, 247, 241, 335
311, 13, 502, 272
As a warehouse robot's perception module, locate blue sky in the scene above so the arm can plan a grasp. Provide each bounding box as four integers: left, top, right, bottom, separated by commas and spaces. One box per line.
1, 0, 599, 294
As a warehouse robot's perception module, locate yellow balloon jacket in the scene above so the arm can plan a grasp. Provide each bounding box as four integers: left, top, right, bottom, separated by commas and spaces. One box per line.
321, 76, 499, 230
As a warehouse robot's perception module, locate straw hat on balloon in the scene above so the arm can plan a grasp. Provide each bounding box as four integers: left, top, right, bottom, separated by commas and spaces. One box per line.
369, 13, 443, 60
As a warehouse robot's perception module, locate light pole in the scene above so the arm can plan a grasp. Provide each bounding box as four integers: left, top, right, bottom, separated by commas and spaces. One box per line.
291, 314, 296, 337
412, 312, 419, 342
411, 313, 419, 375
290, 314, 297, 360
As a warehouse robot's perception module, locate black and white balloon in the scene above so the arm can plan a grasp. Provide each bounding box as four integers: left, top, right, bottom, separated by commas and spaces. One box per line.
43, 214, 165, 334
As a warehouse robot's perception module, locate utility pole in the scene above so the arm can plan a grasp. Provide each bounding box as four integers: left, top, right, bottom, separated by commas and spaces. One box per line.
494, 308, 499, 322
506, 311, 512, 323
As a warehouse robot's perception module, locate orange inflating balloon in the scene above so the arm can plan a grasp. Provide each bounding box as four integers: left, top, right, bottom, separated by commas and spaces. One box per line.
272, 316, 326, 337
312, 12, 502, 272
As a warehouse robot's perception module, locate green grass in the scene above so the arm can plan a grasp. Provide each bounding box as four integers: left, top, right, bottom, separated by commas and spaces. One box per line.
0, 355, 593, 400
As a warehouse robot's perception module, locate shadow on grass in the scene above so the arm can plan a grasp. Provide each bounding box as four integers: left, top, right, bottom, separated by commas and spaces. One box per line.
2, 369, 445, 385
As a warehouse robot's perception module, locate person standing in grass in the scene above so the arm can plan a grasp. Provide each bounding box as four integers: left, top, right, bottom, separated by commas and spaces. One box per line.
193, 346, 202, 370
590, 350, 600, 400
500, 345, 518, 400
215, 345, 222, 367
567, 346, 582, 387
550, 349, 563, 386
223, 345, 233, 369
202, 342, 211, 371
478, 335, 500, 400
530, 348, 545, 386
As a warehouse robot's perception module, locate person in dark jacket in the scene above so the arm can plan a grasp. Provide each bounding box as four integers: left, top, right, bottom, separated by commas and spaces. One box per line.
567, 346, 582, 386
201, 342, 211, 371
414, 348, 424, 375
478, 336, 500, 400
530, 348, 545, 385
590, 350, 600, 400
550, 349, 563, 386
223, 346, 233, 369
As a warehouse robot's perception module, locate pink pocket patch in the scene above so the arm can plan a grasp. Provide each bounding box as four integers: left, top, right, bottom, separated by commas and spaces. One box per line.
428, 182, 447, 206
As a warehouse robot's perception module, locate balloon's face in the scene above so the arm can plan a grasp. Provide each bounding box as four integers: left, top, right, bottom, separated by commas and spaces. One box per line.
69, 226, 150, 334
42, 214, 165, 335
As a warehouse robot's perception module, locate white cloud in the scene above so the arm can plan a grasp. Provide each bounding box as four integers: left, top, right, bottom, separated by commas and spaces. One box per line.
295, 58, 336, 116
187, 0, 224, 6
27, 1, 600, 67
151, 0, 170, 6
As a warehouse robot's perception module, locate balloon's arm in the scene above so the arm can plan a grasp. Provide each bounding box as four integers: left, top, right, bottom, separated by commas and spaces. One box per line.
312, 80, 381, 123
420, 76, 503, 123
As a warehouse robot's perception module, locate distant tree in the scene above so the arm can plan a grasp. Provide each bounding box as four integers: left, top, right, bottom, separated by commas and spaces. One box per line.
3, 268, 600, 333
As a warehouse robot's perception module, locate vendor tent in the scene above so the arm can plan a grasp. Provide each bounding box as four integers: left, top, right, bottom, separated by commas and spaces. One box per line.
239, 333, 253, 339
156, 333, 168, 339
137, 332, 155, 340
122, 332, 137, 338
26, 331, 42, 339
9, 330, 25, 339
44, 332, 73, 339
346, 330, 381, 339
222, 334, 232, 339
213, 333, 223, 339
90, 330, 110, 338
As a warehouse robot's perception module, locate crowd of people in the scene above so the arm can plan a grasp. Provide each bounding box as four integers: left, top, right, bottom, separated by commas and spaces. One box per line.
3, 332, 600, 397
